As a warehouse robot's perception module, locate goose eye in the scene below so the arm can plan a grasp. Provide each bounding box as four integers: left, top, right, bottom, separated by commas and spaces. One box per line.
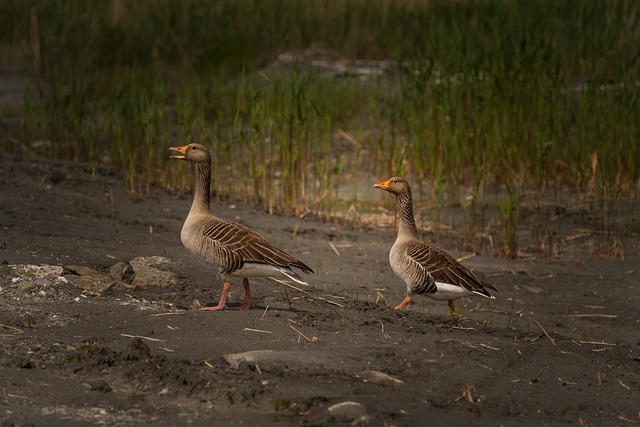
191, 146, 197, 150
392, 180, 397, 183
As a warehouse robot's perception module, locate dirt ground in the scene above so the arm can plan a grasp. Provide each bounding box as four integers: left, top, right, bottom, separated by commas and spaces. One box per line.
0, 152, 638, 426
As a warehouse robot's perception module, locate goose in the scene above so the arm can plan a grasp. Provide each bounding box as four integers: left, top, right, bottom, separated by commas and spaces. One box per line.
374, 177, 497, 316
169, 143, 313, 310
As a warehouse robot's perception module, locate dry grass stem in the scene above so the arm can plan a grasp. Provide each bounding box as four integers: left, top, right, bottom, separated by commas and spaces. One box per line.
329, 241, 340, 256
617, 416, 640, 424
0, 324, 24, 334
451, 325, 475, 331
479, 343, 500, 351
148, 312, 186, 317
566, 314, 618, 318
577, 340, 617, 346
288, 324, 316, 343
243, 327, 274, 334
456, 253, 476, 263
534, 320, 556, 347
120, 333, 165, 342
456, 384, 477, 404
270, 277, 345, 308
616, 378, 631, 390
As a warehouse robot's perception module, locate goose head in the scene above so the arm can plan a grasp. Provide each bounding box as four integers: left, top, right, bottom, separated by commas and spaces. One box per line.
374, 177, 411, 196
169, 143, 211, 164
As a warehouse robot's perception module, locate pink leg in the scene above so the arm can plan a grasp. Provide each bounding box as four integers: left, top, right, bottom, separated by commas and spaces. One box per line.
395, 295, 412, 310
229, 278, 252, 310
200, 281, 231, 311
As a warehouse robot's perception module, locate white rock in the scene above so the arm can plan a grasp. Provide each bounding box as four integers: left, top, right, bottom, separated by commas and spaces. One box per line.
327, 401, 369, 424
223, 350, 275, 369
9, 264, 63, 280
358, 370, 404, 385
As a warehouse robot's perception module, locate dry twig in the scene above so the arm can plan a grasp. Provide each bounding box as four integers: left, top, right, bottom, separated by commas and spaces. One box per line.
243, 327, 273, 334
120, 333, 164, 342
534, 320, 556, 347
288, 324, 317, 343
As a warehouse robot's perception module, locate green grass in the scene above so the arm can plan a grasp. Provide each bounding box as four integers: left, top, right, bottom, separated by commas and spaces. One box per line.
1, 0, 639, 257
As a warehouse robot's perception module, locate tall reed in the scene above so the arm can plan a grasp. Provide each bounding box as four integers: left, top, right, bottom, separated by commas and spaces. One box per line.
1, 0, 638, 257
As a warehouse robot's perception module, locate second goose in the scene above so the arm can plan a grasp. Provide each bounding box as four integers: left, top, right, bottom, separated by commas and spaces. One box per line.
374, 177, 497, 316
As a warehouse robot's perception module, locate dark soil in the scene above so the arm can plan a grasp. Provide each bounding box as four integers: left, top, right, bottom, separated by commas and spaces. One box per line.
1, 153, 639, 426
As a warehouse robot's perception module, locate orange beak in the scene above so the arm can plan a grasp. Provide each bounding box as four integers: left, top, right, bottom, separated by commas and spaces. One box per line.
169, 145, 188, 160
374, 179, 390, 190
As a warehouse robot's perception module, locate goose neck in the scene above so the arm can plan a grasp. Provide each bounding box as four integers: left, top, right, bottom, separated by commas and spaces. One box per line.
396, 191, 418, 238
190, 162, 212, 214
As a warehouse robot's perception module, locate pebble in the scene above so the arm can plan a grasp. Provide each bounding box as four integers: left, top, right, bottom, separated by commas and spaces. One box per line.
34, 278, 52, 287
358, 370, 404, 385
18, 281, 36, 292
327, 401, 370, 424
130, 257, 179, 288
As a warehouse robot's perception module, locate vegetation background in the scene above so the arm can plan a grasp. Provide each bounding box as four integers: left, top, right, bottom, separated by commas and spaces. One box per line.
1, 0, 638, 258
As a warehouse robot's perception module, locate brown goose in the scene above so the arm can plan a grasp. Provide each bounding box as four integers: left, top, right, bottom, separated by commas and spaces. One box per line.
170, 143, 313, 310
374, 177, 497, 316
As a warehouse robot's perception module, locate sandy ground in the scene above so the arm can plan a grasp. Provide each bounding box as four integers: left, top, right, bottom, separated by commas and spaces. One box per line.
0, 152, 639, 426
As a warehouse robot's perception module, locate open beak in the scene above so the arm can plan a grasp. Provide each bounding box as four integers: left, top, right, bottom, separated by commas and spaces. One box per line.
374, 180, 390, 190
169, 145, 188, 160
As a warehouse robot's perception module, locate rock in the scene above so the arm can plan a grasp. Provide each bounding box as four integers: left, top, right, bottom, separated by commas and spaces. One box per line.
223, 350, 275, 369
66, 265, 99, 277
130, 257, 179, 288
108, 261, 134, 283
90, 379, 112, 393
65, 265, 118, 294
358, 370, 404, 385
9, 264, 63, 280
64, 275, 115, 294
327, 401, 370, 424
18, 281, 36, 292
123, 338, 151, 361
33, 278, 52, 287
223, 349, 328, 370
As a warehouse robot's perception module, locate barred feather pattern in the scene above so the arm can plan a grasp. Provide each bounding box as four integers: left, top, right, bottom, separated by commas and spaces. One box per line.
194, 218, 314, 276
395, 190, 419, 238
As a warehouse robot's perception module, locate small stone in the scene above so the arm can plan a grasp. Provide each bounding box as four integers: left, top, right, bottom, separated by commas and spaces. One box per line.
33, 278, 51, 287
65, 265, 120, 294
130, 257, 179, 288
123, 338, 151, 361
223, 350, 275, 369
358, 370, 404, 385
18, 281, 36, 292
108, 261, 134, 282
90, 380, 112, 393
327, 401, 369, 424
66, 265, 100, 277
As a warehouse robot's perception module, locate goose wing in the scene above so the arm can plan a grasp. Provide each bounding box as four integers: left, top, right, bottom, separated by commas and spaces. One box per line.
408, 241, 494, 295
400, 242, 437, 295
201, 218, 313, 274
